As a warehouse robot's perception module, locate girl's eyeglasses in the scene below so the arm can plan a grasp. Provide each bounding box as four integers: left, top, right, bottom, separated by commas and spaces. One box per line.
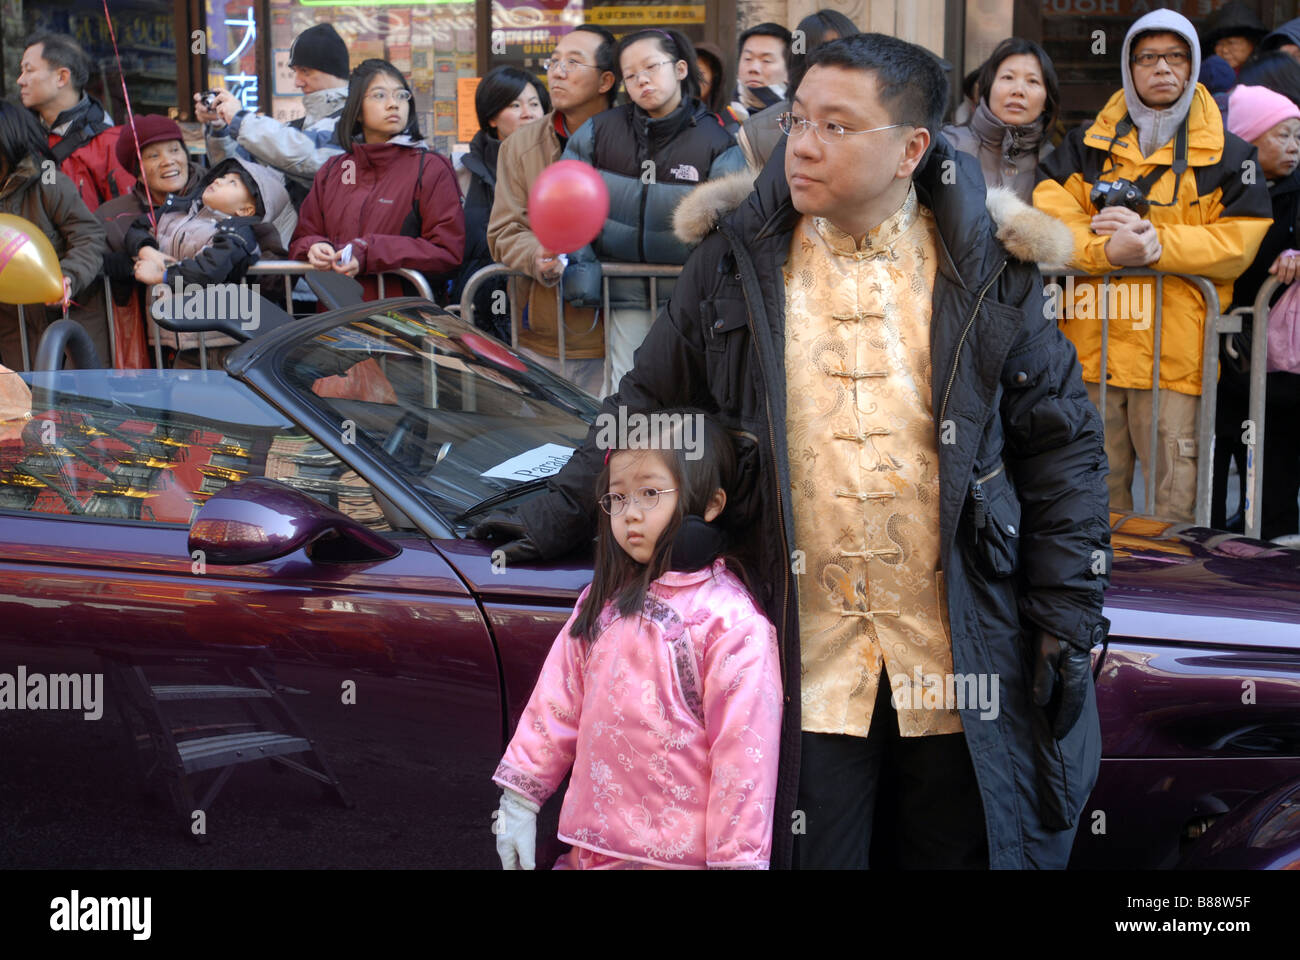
622, 59, 675, 85
365, 88, 413, 104
599, 487, 677, 516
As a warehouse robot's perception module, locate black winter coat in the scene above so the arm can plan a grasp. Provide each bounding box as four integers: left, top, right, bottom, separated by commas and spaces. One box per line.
453, 130, 508, 340
561, 97, 746, 311
519, 138, 1113, 869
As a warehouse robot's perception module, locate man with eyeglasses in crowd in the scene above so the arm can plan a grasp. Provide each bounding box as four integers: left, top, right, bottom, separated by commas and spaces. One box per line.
1035, 9, 1270, 523
486, 25, 617, 394
474, 33, 1112, 870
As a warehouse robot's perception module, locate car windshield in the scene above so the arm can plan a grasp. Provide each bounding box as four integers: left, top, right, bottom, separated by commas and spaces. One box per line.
0, 369, 390, 528
277, 304, 601, 524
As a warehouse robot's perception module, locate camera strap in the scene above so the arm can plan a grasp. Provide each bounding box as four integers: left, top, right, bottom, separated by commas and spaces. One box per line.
1108, 113, 1189, 206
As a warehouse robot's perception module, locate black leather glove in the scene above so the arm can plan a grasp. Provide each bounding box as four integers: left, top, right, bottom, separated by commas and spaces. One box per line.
1031, 629, 1092, 740
466, 510, 543, 564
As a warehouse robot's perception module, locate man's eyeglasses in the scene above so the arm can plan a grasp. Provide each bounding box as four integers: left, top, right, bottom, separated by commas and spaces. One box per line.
622, 59, 675, 85
599, 487, 678, 516
1130, 50, 1190, 68
545, 56, 598, 76
365, 88, 413, 104
777, 112, 911, 145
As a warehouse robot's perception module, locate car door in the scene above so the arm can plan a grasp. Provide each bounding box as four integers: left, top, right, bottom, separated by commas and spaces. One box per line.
1070, 521, 1300, 869
0, 369, 503, 867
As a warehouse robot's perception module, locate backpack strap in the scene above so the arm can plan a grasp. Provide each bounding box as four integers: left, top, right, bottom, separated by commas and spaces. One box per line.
50, 123, 93, 165
399, 153, 427, 238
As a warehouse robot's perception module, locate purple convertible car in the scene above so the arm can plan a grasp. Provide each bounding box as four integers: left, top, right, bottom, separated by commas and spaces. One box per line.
0, 300, 1297, 869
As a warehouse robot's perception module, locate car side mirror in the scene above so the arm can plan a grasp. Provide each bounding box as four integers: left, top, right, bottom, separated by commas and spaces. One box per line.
189, 478, 400, 566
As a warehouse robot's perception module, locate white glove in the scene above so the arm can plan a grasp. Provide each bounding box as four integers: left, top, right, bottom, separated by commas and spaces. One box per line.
493, 788, 540, 870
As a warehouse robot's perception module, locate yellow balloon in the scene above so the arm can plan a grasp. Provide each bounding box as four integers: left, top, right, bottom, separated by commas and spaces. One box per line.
0, 214, 65, 305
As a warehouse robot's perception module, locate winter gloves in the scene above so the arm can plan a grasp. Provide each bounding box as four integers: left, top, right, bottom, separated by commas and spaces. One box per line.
493, 788, 540, 870
1030, 629, 1092, 739
467, 510, 543, 564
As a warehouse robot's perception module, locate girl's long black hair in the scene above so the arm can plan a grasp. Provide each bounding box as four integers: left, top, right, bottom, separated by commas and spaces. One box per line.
336, 59, 423, 150
0, 100, 54, 178
615, 28, 702, 103
571, 409, 749, 645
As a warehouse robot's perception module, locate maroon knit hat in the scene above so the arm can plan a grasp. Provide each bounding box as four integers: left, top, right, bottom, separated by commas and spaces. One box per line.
115, 114, 185, 176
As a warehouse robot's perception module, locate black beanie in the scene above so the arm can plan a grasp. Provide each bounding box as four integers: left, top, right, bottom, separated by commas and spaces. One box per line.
289, 24, 350, 81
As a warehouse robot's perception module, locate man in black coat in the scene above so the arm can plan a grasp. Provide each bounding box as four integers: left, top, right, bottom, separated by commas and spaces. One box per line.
475, 33, 1111, 869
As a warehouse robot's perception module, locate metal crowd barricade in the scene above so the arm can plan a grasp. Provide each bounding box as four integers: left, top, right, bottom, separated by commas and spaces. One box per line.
1246, 276, 1281, 539
71, 263, 437, 373
458, 261, 683, 391
13, 276, 119, 375
1045, 268, 1269, 539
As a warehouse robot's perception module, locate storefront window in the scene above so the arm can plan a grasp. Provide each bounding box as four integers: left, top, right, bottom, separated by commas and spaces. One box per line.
208, 2, 262, 113
259, 1, 477, 156
17, 0, 178, 119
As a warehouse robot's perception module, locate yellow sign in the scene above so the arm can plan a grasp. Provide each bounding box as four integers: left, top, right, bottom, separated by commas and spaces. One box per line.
458, 77, 482, 143
585, 5, 706, 25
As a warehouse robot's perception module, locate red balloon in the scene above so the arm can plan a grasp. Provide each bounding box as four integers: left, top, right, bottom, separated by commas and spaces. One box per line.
527, 159, 609, 254
461, 332, 527, 372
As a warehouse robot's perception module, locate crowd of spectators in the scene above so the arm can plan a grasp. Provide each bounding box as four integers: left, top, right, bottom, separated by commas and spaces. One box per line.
5, 6, 1300, 538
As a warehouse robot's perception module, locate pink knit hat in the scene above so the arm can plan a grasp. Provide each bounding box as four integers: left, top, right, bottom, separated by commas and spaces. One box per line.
1227, 85, 1300, 144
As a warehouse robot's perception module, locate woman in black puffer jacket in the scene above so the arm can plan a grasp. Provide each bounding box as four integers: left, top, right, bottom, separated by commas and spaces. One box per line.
454, 67, 549, 341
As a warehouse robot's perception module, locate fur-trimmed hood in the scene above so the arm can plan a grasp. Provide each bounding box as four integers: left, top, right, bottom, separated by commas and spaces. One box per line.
672, 166, 1075, 271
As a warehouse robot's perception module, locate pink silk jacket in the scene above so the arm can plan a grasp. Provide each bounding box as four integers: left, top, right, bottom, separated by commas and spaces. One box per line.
494, 559, 783, 869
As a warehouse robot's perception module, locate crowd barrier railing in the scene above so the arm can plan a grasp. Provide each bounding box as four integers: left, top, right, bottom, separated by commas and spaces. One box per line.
469, 261, 1275, 539
1043, 267, 1272, 539
458, 261, 682, 389
18, 257, 1280, 539
10, 263, 437, 374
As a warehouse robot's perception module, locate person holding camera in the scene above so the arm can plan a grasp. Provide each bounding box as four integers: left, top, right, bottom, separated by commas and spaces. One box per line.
1034, 8, 1271, 522
195, 23, 350, 244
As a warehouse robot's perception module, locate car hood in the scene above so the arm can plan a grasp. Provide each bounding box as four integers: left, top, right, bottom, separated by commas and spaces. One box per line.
1105, 514, 1300, 647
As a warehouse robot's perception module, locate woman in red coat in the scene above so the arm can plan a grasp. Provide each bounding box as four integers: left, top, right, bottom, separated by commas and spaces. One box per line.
290, 59, 465, 303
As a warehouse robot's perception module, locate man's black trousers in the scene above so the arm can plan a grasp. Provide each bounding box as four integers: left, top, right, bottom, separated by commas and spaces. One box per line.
793, 668, 989, 869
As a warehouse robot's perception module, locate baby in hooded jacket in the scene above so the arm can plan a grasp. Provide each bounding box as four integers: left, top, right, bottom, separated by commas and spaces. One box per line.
126, 156, 288, 287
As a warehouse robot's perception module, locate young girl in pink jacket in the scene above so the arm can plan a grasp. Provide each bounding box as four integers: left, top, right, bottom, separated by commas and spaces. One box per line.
492, 411, 782, 869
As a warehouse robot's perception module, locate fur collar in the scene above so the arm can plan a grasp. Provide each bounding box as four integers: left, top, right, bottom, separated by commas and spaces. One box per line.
672, 170, 1074, 271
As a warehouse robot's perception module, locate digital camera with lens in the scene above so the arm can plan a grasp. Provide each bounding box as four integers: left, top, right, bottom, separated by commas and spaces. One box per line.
199, 90, 221, 110
1090, 178, 1150, 216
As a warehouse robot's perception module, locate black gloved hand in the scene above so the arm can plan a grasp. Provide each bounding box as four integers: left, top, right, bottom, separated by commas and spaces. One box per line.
466, 510, 543, 564
1031, 629, 1092, 740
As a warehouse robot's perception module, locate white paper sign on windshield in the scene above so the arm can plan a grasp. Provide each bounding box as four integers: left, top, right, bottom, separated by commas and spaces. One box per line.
481, 443, 576, 481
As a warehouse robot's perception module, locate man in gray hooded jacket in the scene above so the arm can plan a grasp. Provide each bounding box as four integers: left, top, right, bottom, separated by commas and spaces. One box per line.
1034, 8, 1270, 523
195, 23, 350, 246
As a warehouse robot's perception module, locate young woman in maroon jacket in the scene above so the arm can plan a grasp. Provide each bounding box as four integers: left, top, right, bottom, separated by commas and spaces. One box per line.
290, 59, 465, 303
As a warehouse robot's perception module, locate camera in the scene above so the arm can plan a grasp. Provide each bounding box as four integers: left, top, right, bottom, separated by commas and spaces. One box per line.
1090, 178, 1149, 216
199, 90, 221, 110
